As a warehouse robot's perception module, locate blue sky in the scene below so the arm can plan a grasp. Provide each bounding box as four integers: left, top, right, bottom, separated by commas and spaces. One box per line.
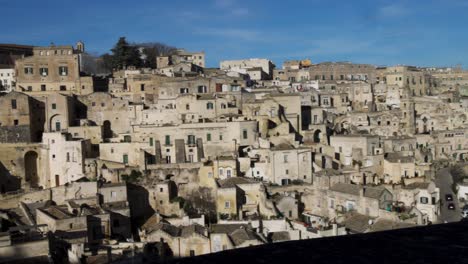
1, 0, 468, 68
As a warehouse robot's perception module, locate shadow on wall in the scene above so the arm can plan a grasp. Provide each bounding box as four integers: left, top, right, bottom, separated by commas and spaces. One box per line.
127, 183, 155, 231
0, 161, 21, 193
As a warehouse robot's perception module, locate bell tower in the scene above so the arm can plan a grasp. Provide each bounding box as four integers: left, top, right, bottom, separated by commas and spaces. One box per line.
76, 41, 85, 53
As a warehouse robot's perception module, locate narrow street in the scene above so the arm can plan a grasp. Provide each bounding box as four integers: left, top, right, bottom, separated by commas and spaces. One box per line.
435, 167, 461, 223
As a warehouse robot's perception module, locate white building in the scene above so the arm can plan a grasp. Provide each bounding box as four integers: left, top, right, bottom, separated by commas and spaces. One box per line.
220, 59, 275, 80
41, 132, 91, 187
0, 68, 15, 92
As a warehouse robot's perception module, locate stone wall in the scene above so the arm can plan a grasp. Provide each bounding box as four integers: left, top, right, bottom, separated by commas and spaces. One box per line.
0, 239, 49, 262
0, 125, 32, 143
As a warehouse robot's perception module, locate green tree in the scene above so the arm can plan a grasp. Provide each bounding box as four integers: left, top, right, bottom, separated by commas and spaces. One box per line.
137, 42, 177, 68
109, 37, 143, 70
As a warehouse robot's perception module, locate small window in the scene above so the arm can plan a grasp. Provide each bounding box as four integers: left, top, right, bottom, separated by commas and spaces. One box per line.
242, 129, 248, 139
207, 133, 212, 141
13, 119, 18, 126
52, 103, 56, 110
39, 67, 48, 76
225, 201, 230, 208
60, 85, 66, 91
59, 66, 68, 76
24, 67, 33, 75
420, 197, 429, 204
41, 84, 46, 91
11, 99, 17, 109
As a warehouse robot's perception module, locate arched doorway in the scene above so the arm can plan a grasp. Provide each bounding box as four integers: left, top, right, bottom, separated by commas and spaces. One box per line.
50, 114, 62, 132
103, 120, 113, 139
24, 151, 39, 187
313, 130, 322, 143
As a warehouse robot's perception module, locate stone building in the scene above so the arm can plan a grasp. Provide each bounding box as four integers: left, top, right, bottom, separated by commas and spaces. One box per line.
15, 43, 93, 95
0, 91, 45, 143
220, 59, 275, 80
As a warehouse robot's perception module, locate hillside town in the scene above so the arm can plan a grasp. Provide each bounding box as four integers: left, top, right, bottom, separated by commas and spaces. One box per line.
0, 40, 467, 263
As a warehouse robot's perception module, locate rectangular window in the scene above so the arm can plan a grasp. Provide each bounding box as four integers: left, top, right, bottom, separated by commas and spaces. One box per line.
11, 99, 17, 109
225, 201, 230, 208
187, 135, 195, 145
198, 85, 207, 93
165, 135, 170, 145
60, 85, 66, 91
420, 197, 429, 204
219, 134, 223, 141
140, 84, 145, 91
41, 84, 46, 91
123, 154, 129, 164
39, 67, 48, 76
59, 66, 68, 76
149, 137, 154, 146
284, 155, 288, 163
52, 103, 56, 110
242, 129, 248, 139
13, 119, 18, 126
66, 152, 70, 162
219, 168, 224, 176
207, 133, 211, 141
24, 67, 33, 75
226, 169, 232, 177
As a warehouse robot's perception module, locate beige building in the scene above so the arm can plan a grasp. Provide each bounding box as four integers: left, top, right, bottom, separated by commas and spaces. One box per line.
377, 66, 427, 96
156, 49, 205, 68
0, 91, 45, 142
15, 43, 94, 95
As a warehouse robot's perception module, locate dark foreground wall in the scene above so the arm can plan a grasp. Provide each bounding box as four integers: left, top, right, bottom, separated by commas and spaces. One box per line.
171, 221, 468, 264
